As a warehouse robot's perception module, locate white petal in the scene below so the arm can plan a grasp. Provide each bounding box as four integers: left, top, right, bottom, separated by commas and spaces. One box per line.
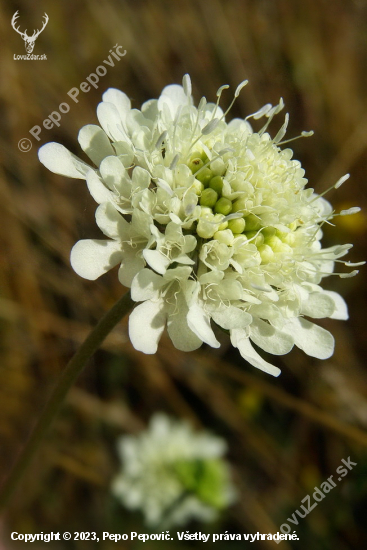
212, 307, 252, 330
174, 254, 195, 266
250, 319, 294, 355
217, 280, 243, 301
182, 234, 197, 254
130, 269, 163, 301
167, 300, 202, 352
156, 178, 173, 196
114, 141, 135, 167
126, 109, 152, 135
187, 304, 220, 348
204, 102, 224, 120
128, 300, 166, 354
97, 102, 129, 142
77, 125, 114, 166
95, 202, 129, 239
132, 166, 151, 192
118, 254, 145, 288
38, 143, 90, 179
230, 329, 281, 377
323, 291, 349, 320
131, 209, 153, 240
158, 84, 188, 117
164, 265, 192, 283
242, 293, 261, 305
282, 318, 335, 359
300, 292, 336, 319
86, 170, 113, 204
100, 156, 128, 191
102, 88, 131, 119
170, 213, 182, 224
143, 250, 170, 275
70, 239, 122, 280
141, 98, 158, 120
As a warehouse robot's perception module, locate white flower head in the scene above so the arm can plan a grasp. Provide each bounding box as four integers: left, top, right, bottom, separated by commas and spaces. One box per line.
111, 413, 236, 528
39, 75, 364, 376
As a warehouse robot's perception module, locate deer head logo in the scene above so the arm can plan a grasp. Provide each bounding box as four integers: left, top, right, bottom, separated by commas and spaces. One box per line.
11, 11, 49, 54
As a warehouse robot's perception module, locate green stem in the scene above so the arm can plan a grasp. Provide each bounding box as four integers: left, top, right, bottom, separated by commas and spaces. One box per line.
0, 290, 134, 511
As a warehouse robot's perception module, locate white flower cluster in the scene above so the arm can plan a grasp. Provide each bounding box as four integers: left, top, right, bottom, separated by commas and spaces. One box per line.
112, 413, 235, 527
39, 75, 363, 376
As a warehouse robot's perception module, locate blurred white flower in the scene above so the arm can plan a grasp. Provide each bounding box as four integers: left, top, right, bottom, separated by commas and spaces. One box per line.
111, 413, 235, 528
39, 75, 364, 376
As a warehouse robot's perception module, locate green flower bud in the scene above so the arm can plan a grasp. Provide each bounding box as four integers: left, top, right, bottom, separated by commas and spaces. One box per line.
282, 232, 297, 246
228, 218, 246, 234
191, 149, 207, 159
276, 242, 293, 255
188, 157, 204, 174
196, 167, 213, 186
214, 197, 232, 215
200, 188, 218, 208
197, 219, 218, 239
214, 229, 234, 245
265, 235, 283, 251
209, 175, 223, 195
195, 459, 227, 510
218, 220, 228, 230
174, 460, 197, 491
232, 197, 247, 214
261, 227, 276, 238
246, 231, 264, 246
258, 244, 274, 263
243, 214, 261, 231
174, 459, 227, 510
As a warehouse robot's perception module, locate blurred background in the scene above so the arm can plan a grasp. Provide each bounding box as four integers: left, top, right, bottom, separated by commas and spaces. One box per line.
1, 0, 367, 547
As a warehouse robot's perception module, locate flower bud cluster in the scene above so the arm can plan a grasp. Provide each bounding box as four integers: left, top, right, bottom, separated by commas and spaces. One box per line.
112, 414, 235, 527
38, 75, 363, 376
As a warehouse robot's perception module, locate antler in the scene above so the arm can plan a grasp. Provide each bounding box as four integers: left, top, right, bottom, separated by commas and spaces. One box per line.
32, 13, 49, 40
11, 10, 27, 39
